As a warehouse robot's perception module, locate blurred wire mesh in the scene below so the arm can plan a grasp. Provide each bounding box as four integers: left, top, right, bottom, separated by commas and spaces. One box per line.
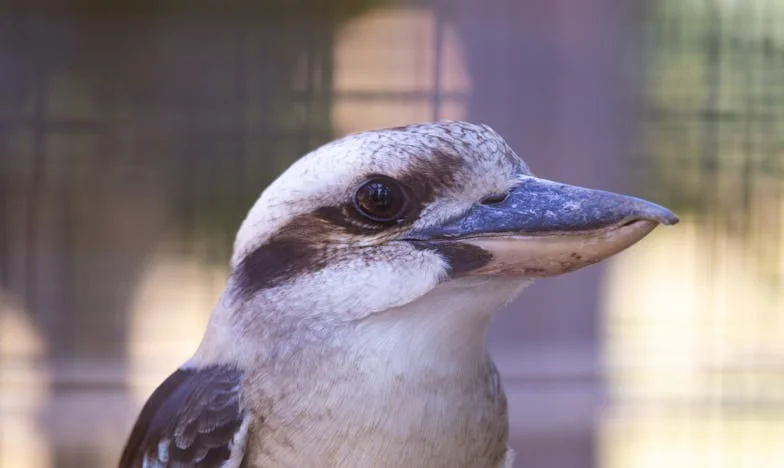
0, 1, 782, 467
602, 1, 784, 467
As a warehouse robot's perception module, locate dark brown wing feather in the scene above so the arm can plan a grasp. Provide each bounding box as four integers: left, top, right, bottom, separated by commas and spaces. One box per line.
119, 365, 246, 467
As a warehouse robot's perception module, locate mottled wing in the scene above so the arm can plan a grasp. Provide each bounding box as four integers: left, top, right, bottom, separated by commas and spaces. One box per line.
119, 365, 248, 468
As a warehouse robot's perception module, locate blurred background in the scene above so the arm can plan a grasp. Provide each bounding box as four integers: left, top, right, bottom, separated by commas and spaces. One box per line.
0, 0, 782, 467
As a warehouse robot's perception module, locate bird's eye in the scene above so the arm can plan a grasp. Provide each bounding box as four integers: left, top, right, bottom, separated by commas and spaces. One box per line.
353, 176, 408, 224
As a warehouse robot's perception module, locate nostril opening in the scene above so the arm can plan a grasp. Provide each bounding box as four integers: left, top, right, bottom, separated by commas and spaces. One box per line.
480, 192, 509, 205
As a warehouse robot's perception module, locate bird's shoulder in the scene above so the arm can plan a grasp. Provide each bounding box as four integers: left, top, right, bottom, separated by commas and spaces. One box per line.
119, 364, 249, 468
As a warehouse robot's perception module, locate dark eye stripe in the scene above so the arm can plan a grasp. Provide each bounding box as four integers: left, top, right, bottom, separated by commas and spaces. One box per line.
232, 150, 466, 296
408, 241, 493, 277
233, 234, 327, 295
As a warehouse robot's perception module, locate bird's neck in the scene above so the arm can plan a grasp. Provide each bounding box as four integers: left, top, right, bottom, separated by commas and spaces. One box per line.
193, 277, 528, 467
239, 277, 527, 468
193, 276, 529, 374
349, 277, 531, 376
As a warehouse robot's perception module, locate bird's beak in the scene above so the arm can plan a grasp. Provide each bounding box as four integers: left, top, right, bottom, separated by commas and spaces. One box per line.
405, 176, 678, 277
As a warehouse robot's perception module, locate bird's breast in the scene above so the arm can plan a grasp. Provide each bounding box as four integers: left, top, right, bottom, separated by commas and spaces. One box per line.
243, 357, 509, 468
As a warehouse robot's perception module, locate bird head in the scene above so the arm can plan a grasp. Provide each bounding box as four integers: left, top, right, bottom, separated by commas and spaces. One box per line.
225, 121, 676, 335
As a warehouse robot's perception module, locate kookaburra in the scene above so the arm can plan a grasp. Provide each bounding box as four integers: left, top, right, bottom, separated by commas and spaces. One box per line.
120, 121, 677, 468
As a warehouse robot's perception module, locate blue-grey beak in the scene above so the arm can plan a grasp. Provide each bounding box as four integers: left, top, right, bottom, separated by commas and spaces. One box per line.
406, 177, 678, 277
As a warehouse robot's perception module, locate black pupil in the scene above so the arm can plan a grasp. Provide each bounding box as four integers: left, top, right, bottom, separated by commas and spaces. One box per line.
366, 183, 392, 210
355, 178, 405, 222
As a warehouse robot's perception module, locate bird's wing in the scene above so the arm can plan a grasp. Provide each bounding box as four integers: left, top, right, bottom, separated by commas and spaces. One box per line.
119, 364, 249, 468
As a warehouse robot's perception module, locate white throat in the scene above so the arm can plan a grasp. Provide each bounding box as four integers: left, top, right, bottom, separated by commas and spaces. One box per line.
350, 277, 532, 376
241, 276, 529, 468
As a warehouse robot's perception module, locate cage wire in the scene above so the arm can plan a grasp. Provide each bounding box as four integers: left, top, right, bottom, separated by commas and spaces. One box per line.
0, 0, 782, 467
605, 0, 784, 466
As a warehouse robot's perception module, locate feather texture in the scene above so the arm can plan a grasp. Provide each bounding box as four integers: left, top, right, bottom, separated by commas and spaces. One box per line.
119, 365, 247, 468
